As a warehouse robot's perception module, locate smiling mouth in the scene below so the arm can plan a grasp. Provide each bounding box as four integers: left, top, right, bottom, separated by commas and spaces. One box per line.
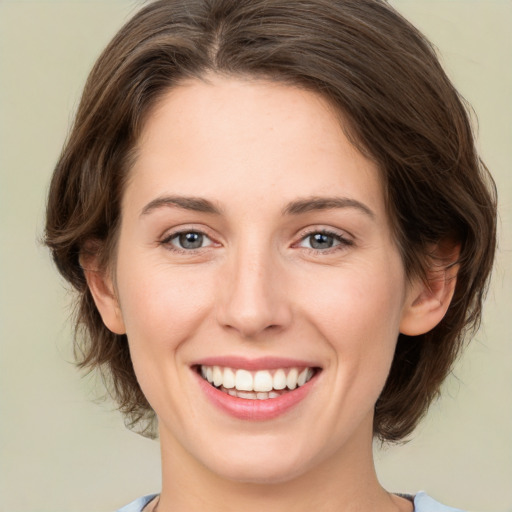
196, 365, 318, 400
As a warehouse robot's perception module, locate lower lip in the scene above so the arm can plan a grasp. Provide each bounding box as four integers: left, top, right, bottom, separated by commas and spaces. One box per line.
194, 370, 317, 421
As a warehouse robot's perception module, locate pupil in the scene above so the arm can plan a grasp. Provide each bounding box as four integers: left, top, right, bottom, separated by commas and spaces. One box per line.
311, 233, 333, 249
179, 232, 203, 249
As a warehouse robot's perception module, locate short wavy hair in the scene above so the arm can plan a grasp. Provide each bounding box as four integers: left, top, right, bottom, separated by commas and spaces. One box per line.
45, 0, 497, 441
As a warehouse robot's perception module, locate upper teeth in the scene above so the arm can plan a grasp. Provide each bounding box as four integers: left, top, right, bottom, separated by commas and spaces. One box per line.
200, 366, 314, 392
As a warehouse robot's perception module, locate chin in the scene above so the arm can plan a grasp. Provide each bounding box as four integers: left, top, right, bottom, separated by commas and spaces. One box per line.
193, 435, 319, 485
211, 458, 309, 485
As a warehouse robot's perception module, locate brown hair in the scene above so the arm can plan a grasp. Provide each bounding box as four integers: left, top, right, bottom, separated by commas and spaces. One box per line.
45, 0, 497, 441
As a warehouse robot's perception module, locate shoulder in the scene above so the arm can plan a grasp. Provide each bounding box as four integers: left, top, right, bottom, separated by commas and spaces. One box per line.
414, 491, 467, 512
116, 494, 159, 512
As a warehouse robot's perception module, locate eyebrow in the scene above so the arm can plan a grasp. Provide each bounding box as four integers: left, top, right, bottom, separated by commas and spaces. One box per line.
140, 194, 375, 219
282, 196, 375, 219
140, 195, 222, 216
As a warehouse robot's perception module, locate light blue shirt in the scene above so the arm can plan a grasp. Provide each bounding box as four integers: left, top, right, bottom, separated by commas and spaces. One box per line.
409, 492, 466, 511
116, 491, 466, 511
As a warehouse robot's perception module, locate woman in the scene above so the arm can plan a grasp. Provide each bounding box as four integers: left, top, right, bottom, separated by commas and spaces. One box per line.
45, 0, 496, 510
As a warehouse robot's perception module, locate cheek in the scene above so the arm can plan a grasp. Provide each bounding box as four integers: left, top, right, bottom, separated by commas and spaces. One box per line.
114, 256, 218, 411
297, 258, 406, 364
115, 256, 215, 353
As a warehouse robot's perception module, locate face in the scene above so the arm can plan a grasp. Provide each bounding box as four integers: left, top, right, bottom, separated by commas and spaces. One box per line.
95, 76, 422, 484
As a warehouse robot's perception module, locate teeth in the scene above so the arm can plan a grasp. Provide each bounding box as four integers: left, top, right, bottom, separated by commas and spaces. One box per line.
223, 368, 235, 389
297, 368, 308, 387
237, 391, 257, 400
213, 366, 223, 387
253, 370, 273, 392
199, 365, 316, 395
273, 369, 287, 390
286, 368, 298, 390
235, 369, 253, 391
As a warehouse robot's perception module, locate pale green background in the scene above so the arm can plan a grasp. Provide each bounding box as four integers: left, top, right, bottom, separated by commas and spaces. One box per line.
0, 1, 510, 511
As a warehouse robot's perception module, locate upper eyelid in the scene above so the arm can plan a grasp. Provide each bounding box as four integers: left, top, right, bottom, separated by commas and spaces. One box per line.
301, 230, 347, 241
160, 224, 216, 241
295, 225, 354, 241
162, 231, 212, 243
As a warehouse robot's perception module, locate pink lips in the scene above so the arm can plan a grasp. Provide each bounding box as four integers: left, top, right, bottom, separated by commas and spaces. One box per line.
193, 356, 319, 421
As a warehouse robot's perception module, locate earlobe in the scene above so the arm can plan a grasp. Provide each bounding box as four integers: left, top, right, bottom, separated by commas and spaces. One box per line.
399, 243, 460, 336
80, 252, 126, 335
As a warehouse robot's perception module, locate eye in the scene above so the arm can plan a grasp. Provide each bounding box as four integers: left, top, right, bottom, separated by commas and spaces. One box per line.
297, 230, 352, 251
164, 231, 213, 250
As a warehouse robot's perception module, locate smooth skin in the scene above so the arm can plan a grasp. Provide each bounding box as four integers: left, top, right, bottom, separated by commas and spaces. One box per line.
85, 75, 457, 512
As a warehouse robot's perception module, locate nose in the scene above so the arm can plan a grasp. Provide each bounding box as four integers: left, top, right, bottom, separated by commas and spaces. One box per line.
216, 243, 292, 339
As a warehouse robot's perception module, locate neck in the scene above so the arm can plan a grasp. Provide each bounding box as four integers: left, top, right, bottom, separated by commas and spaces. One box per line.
155, 418, 409, 512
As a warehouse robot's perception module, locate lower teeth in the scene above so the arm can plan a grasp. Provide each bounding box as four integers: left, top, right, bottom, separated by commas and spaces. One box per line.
218, 386, 286, 400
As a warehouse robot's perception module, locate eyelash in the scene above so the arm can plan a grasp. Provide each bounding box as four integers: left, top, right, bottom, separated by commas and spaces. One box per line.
160, 228, 353, 254
295, 229, 353, 254
160, 229, 216, 254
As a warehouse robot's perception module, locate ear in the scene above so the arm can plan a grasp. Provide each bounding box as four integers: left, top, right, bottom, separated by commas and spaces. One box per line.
80, 249, 126, 335
399, 241, 460, 336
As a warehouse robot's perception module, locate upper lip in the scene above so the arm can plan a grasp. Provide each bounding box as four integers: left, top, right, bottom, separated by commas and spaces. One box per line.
192, 356, 321, 371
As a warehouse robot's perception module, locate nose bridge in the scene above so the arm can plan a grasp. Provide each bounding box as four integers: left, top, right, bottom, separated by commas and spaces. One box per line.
217, 235, 290, 338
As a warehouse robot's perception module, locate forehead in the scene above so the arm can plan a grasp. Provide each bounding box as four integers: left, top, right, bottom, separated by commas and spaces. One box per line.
126, 75, 387, 225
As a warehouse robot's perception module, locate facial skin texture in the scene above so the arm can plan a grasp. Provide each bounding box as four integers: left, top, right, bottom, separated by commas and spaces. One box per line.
87, 76, 455, 512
